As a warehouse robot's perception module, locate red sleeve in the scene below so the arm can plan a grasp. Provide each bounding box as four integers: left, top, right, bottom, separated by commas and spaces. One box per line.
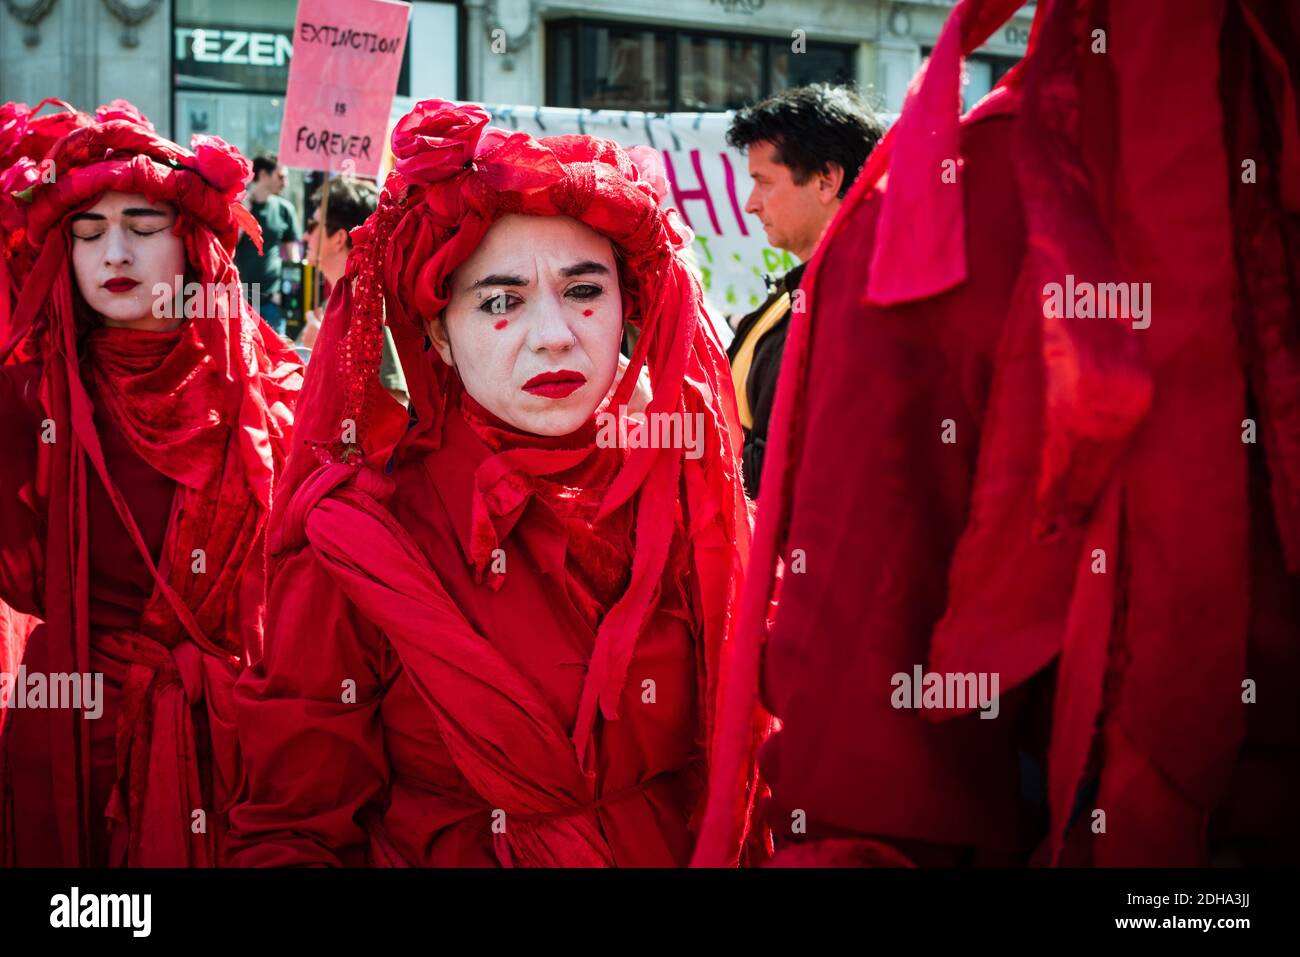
226, 544, 390, 867
0, 363, 44, 617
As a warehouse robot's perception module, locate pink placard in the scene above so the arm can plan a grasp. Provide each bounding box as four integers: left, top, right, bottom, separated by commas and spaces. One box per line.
278, 0, 412, 178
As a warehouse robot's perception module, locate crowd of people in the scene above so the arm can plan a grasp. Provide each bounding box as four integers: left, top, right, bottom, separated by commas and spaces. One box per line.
0, 0, 1296, 869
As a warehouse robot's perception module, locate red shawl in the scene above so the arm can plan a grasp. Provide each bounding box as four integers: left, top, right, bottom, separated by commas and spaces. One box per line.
0, 103, 301, 865
269, 101, 756, 865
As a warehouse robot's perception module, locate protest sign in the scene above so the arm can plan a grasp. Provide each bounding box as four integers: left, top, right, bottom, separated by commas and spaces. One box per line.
279, 0, 411, 177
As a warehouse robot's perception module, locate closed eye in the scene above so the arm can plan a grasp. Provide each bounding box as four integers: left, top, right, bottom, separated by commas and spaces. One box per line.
71, 226, 169, 240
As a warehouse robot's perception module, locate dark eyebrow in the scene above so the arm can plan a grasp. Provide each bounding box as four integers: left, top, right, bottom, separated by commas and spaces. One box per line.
559, 260, 610, 278
466, 260, 610, 292
469, 273, 529, 291
69, 208, 170, 224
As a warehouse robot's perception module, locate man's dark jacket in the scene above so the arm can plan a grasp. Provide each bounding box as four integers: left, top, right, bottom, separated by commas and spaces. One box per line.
727, 262, 806, 498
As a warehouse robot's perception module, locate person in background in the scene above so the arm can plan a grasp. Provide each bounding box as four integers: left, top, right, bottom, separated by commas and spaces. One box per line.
234, 153, 300, 337
725, 84, 884, 497
299, 176, 407, 406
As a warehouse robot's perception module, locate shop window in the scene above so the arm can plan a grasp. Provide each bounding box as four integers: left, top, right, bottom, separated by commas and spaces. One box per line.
678, 34, 764, 111
920, 47, 1021, 112
548, 19, 857, 113
770, 43, 854, 92
570, 24, 671, 112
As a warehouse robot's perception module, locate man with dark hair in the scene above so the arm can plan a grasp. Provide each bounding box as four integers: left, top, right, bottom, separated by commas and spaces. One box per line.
299, 176, 407, 405
726, 84, 885, 496
234, 152, 300, 336
303, 176, 377, 293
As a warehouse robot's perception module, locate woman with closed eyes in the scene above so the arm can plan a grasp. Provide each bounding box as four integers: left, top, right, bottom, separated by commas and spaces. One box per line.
228, 101, 763, 867
0, 100, 300, 866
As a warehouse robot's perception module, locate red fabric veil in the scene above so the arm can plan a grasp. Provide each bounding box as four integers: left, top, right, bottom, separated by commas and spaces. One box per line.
270, 100, 759, 864
0, 101, 301, 865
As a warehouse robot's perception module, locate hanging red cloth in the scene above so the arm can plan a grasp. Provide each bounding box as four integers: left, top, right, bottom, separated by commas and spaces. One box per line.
0, 102, 301, 866
693, 0, 1300, 867
0, 100, 93, 691
228, 102, 757, 866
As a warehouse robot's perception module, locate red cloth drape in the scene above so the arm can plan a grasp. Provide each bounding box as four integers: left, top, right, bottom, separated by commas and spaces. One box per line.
230, 403, 718, 866
693, 0, 1300, 866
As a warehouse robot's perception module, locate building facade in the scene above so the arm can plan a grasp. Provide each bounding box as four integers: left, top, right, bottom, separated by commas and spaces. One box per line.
3, 1, 1032, 154
1, 0, 1030, 328
476, 0, 1031, 115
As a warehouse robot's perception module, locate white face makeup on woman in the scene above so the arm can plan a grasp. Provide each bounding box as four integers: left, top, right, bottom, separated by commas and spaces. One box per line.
429, 214, 625, 437
70, 190, 187, 332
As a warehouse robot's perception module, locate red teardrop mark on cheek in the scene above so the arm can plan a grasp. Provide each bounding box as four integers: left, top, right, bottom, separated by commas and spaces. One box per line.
582, 309, 593, 317
493, 319, 508, 330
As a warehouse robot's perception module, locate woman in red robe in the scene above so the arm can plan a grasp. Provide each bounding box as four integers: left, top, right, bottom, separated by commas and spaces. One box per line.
227, 101, 755, 867
0, 101, 301, 866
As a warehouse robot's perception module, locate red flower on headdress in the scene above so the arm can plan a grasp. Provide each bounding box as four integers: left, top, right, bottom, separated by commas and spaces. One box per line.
2, 100, 91, 171
0, 155, 40, 194
0, 102, 32, 162
0, 156, 40, 231
191, 134, 253, 199
95, 99, 155, 132
626, 145, 670, 205
25, 107, 91, 161
390, 99, 490, 186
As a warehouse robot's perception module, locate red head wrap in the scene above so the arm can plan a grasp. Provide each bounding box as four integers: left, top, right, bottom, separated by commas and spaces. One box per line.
1, 99, 93, 346
275, 100, 755, 832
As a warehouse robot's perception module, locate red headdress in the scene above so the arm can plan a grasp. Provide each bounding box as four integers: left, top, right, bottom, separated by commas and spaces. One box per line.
272, 100, 758, 861
0, 101, 301, 865
1, 99, 93, 351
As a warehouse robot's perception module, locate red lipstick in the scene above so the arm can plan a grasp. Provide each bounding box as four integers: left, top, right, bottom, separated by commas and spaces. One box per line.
103, 278, 140, 293
522, 369, 587, 399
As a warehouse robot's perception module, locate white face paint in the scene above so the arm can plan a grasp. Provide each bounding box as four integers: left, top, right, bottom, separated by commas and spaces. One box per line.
69, 191, 187, 331
428, 214, 624, 437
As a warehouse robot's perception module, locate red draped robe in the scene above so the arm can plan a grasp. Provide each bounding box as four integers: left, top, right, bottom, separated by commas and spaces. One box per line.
229, 394, 711, 867
0, 318, 286, 866
736, 0, 1299, 867
0, 357, 176, 865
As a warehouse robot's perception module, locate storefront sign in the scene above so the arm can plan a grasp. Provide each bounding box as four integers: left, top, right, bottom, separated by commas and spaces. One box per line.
174, 25, 294, 91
